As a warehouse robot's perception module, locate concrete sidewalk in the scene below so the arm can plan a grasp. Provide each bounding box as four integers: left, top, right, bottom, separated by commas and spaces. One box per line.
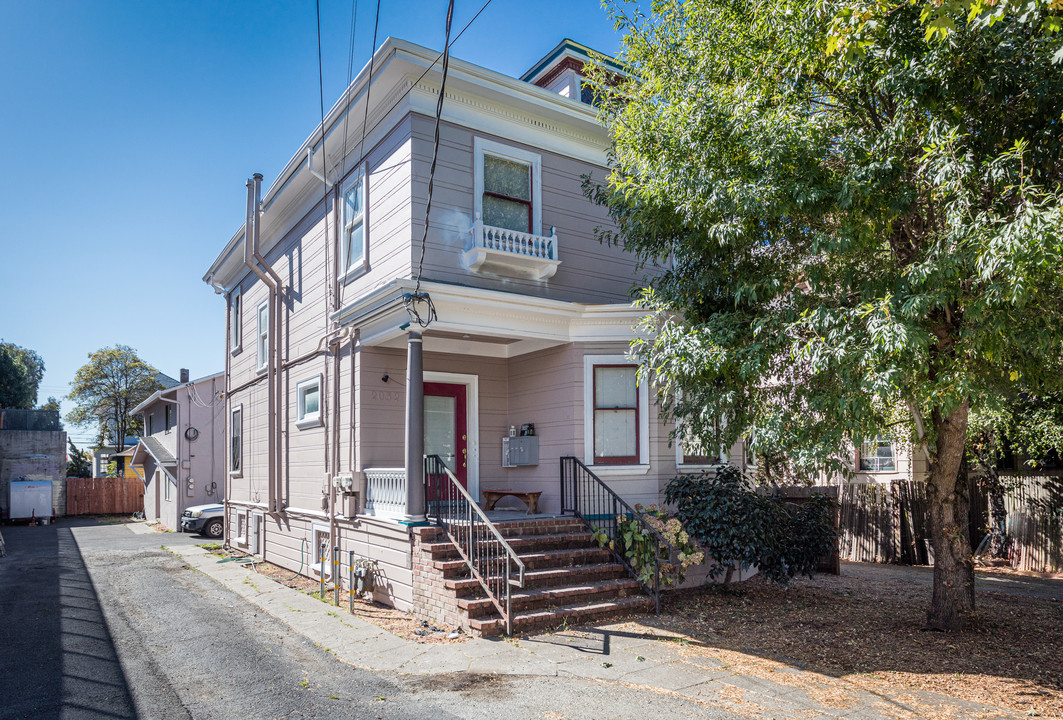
154, 525, 1022, 720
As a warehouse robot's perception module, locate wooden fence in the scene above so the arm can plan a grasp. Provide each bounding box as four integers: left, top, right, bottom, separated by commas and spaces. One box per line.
66, 477, 144, 516
820, 476, 1063, 572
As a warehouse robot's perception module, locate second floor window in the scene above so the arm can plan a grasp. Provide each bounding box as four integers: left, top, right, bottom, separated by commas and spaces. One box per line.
257, 301, 269, 371
147, 414, 154, 435
474, 138, 542, 236
230, 287, 242, 352
164, 405, 174, 431
341, 170, 366, 278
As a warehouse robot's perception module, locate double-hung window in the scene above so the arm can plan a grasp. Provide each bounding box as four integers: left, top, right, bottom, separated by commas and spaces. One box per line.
164, 405, 174, 432
229, 287, 242, 353
474, 138, 542, 235
296, 376, 321, 428
230, 406, 242, 475
858, 437, 895, 472
340, 170, 366, 279
582, 356, 649, 469
256, 301, 268, 372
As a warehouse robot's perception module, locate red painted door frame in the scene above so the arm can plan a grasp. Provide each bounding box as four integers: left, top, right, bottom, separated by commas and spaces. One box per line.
424, 381, 468, 490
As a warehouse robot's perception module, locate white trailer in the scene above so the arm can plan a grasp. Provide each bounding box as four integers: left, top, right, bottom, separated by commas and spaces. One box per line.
9, 480, 53, 521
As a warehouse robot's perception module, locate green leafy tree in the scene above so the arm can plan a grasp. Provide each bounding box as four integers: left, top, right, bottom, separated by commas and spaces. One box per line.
66, 440, 92, 478
67, 346, 162, 452
0, 341, 45, 409
38, 396, 63, 428
590, 0, 1063, 630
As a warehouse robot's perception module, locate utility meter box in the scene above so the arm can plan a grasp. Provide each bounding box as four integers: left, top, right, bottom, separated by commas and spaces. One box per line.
9, 481, 53, 520
502, 436, 539, 467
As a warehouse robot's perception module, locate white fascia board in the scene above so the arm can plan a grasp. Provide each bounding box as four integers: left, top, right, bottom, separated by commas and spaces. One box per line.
204, 37, 610, 288
332, 279, 642, 352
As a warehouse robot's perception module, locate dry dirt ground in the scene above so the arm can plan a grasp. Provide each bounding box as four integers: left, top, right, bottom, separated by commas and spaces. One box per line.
607, 561, 1063, 719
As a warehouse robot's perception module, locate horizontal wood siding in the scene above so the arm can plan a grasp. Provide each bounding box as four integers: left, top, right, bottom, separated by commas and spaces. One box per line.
410, 116, 650, 304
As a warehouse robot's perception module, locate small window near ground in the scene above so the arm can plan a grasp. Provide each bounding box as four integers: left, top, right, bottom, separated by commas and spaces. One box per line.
296, 376, 321, 427
310, 525, 331, 579
235, 508, 248, 545
230, 406, 242, 475
859, 438, 895, 472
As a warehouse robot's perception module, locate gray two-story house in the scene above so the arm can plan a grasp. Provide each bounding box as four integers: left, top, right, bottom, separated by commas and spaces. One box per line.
202, 39, 710, 635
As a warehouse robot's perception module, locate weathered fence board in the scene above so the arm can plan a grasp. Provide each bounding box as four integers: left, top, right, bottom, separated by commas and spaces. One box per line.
820, 476, 1063, 572
65, 477, 143, 516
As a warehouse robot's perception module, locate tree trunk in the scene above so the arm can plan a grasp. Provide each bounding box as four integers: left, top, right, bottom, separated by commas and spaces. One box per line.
987, 488, 1009, 559
924, 399, 976, 631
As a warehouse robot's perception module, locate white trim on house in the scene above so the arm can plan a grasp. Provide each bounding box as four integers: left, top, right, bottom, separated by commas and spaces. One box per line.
424, 370, 480, 502
235, 507, 249, 547
582, 355, 650, 474
331, 279, 644, 357
295, 375, 322, 429
310, 523, 331, 580
473, 137, 543, 236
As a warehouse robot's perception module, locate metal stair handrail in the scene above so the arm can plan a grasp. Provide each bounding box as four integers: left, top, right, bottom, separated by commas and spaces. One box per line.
560, 456, 679, 614
424, 455, 526, 635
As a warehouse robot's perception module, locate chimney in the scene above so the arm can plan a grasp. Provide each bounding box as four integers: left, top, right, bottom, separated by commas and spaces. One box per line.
180, 368, 189, 384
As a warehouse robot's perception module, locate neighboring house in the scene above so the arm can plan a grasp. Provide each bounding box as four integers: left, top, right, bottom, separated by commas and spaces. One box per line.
127, 370, 225, 531
0, 409, 66, 519
93, 436, 140, 478
202, 38, 708, 630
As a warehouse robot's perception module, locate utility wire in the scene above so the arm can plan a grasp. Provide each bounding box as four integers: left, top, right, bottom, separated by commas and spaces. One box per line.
345, 0, 381, 270
315, 0, 333, 313
404, 0, 456, 329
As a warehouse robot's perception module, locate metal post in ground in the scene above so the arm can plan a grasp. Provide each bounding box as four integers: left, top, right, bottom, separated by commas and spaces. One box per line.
333, 546, 340, 606
348, 550, 355, 614
319, 542, 326, 598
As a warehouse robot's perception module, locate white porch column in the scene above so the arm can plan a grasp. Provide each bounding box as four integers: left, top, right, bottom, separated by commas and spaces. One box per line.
403, 330, 426, 523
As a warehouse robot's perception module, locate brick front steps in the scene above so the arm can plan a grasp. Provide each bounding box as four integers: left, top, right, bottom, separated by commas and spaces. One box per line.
412, 516, 654, 638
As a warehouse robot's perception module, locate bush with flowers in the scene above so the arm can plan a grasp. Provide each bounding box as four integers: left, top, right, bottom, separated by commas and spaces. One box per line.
615, 504, 705, 587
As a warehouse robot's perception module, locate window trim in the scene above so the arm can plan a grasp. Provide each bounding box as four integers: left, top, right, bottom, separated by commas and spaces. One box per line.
230, 286, 242, 355
474, 138, 542, 236
310, 524, 331, 579
256, 300, 269, 373
164, 472, 173, 502
339, 166, 368, 283
295, 374, 322, 429
857, 437, 897, 473
235, 508, 248, 547
229, 404, 243, 477
582, 355, 650, 472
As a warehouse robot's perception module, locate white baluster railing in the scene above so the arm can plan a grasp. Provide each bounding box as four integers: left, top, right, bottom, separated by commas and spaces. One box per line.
475, 220, 556, 260
364, 468, 407, 519
463, 216, 561, 280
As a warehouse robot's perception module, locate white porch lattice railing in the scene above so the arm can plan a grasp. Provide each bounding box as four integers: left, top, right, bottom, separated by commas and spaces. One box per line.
364, 468, 406, 519
462, 217, 561, 280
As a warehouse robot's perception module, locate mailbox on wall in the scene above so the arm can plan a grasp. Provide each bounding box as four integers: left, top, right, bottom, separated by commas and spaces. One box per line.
502, 436, 539, 467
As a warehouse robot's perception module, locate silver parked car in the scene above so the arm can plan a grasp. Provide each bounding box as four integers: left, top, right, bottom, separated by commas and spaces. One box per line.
180, 503, 224, 538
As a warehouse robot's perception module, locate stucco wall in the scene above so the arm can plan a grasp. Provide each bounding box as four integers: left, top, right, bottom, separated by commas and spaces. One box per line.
0, 430, 67, 518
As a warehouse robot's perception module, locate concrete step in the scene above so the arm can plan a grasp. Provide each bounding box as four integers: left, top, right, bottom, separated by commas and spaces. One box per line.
421, 532, 596, 561
432, 546, 613, 578
458, 578, 644, 618
469, 595, 656, 638
444, 562, 629, 597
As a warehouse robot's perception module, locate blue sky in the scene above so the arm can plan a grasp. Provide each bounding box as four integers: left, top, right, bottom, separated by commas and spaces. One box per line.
0, 0, 622, 448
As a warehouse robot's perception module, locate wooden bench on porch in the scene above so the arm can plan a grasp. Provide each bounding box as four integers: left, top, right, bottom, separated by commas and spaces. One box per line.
482, 489, 542, 515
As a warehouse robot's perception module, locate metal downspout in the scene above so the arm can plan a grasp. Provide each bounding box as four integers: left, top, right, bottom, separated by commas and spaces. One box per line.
252, 174, 285, 515
243, 178, 277, 514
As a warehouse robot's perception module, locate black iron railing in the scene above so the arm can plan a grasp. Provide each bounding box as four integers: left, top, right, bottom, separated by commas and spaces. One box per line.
425, 454, 526, 634
560, 456, 677, 614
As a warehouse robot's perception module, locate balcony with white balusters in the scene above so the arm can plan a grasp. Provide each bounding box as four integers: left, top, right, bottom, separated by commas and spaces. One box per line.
461, 214, 561, 281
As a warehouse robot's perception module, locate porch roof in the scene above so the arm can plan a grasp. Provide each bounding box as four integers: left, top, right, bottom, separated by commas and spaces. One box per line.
330, 279, 644, 358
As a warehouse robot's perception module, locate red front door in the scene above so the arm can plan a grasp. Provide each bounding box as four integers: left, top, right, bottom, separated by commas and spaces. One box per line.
424, 382, 468, 490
